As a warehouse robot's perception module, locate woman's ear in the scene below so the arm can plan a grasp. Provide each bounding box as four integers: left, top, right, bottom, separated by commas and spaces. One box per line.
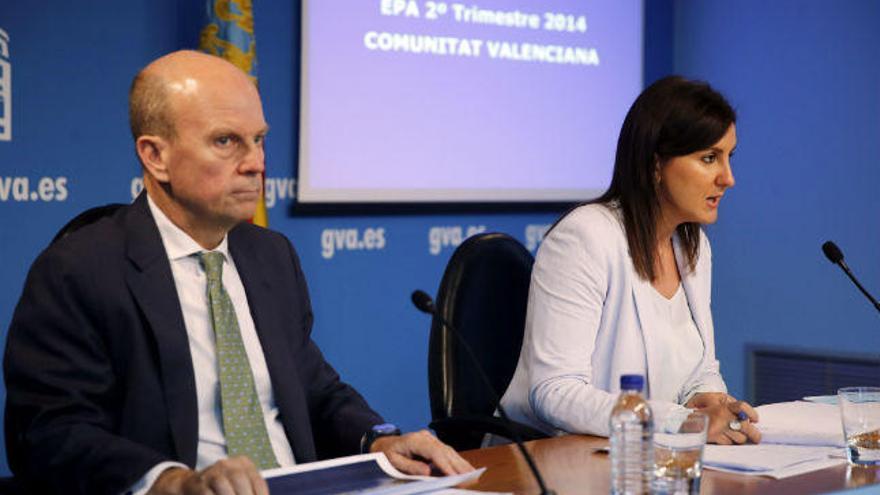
653, 154, 662, 184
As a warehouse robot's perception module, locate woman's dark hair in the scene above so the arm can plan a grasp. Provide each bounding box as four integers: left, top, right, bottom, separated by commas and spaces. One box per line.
595, 75, 736, 281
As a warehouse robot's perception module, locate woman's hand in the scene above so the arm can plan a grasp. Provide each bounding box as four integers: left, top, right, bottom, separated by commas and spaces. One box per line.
687, 393, 761, 445
685, 392, 729, 409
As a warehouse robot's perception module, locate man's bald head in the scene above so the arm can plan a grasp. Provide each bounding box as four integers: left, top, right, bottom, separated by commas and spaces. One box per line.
128, 50, 255, 142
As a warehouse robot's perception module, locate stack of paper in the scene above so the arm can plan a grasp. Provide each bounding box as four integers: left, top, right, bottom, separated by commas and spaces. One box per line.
701, 401, 848, 478
755, 401, 845, 447
703, 444, 844, 479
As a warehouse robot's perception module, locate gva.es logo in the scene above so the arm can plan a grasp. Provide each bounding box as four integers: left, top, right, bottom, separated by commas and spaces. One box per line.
428, 225, 487, 255
0, 27, 11, 141
321, 227, 386, 259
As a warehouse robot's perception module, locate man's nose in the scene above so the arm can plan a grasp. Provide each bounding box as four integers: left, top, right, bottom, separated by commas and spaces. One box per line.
240, 143, 265, 174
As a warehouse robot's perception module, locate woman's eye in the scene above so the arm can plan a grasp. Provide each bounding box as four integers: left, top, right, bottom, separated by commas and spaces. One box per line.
701, 154, 717, 164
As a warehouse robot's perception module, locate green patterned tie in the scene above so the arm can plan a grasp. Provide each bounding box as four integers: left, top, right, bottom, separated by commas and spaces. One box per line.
200, 251, 279, 469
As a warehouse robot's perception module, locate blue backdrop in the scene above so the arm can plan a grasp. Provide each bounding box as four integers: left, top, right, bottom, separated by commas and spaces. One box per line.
0, 0, 877, 476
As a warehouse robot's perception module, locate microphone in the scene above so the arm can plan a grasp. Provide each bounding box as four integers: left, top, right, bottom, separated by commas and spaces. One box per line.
411, 289, 436, 314
821, 241, 880, 313
411, 289, 556, 495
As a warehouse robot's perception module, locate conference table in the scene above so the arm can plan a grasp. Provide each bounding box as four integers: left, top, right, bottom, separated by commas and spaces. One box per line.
459, 435, 880, 494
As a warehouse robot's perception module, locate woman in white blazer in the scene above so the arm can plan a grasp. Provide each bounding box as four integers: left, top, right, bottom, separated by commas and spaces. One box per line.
500, 76, 761, 445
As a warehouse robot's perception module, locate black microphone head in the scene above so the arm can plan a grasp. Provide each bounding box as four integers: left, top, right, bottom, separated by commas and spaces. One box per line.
822, 241, 844, 264
411, 290, 436, 315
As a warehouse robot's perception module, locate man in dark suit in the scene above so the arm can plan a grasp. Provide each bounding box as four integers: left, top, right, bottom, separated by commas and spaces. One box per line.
4, 50, 472, 494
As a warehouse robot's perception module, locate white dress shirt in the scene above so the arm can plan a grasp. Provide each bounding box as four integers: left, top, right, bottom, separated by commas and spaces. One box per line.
130, 197, 295, 494
499, 203, 727, 438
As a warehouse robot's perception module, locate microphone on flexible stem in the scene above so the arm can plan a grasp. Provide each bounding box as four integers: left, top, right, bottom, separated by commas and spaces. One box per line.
411, 289, 556, 495
821, 241, 880, 314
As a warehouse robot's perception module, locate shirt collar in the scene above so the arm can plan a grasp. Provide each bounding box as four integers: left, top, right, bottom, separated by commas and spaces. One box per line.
147, 194, 231, 262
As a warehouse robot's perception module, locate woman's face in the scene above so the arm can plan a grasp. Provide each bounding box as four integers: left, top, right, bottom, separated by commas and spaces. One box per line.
658, 123, 737, 226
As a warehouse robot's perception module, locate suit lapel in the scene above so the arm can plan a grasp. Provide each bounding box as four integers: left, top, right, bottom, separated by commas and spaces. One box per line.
229, 229, 317, 462
675, 235, 711, 363
630, 273, 661, 399
123, 194, 199, 466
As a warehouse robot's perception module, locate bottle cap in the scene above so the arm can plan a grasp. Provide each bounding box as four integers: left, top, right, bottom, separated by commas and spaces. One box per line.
620, 374, 644, 391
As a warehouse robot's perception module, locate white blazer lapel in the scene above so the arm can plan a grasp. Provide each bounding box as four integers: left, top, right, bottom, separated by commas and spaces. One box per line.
630, 271, 663, 399
674, 235, 710, 362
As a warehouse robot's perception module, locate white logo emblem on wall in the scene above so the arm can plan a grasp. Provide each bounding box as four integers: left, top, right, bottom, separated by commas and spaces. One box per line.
0, 28, 10, 141
525, 224, 551, 252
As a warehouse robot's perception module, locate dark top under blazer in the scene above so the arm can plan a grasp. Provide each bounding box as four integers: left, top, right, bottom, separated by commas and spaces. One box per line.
4, 193, 382, 494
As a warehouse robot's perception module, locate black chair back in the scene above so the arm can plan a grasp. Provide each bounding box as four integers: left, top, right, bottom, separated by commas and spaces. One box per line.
428, 232, 542, 450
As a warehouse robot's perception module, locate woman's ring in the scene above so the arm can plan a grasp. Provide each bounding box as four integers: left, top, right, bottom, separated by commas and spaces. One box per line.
728, 420, 743, 432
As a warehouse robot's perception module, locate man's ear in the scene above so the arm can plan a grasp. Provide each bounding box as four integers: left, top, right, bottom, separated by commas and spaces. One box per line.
136, 135, 171, 183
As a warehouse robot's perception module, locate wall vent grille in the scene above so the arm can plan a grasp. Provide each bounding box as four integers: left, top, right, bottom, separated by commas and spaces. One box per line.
748, 346, 880, 405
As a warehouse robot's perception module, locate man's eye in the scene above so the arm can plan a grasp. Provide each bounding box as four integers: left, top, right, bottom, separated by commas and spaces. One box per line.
216, 136, 235, 146
254, 135, 265, 145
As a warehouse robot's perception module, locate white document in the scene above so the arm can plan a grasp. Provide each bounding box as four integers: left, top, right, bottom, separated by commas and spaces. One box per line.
803, 395, 838, 405
755, 401, 845, 447
262, 452, 486, 494
703, 444, 845, 479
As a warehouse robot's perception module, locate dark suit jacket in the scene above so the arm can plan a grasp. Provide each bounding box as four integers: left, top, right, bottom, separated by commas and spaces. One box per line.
4, 194, 383, 494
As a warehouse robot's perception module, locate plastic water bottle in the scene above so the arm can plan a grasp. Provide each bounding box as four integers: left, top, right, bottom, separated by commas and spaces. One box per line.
609, 374, 654, 495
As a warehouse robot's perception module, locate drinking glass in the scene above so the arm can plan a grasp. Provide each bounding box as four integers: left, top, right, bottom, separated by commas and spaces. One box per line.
651, 411, 708, 495
839, 387, 880, 466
